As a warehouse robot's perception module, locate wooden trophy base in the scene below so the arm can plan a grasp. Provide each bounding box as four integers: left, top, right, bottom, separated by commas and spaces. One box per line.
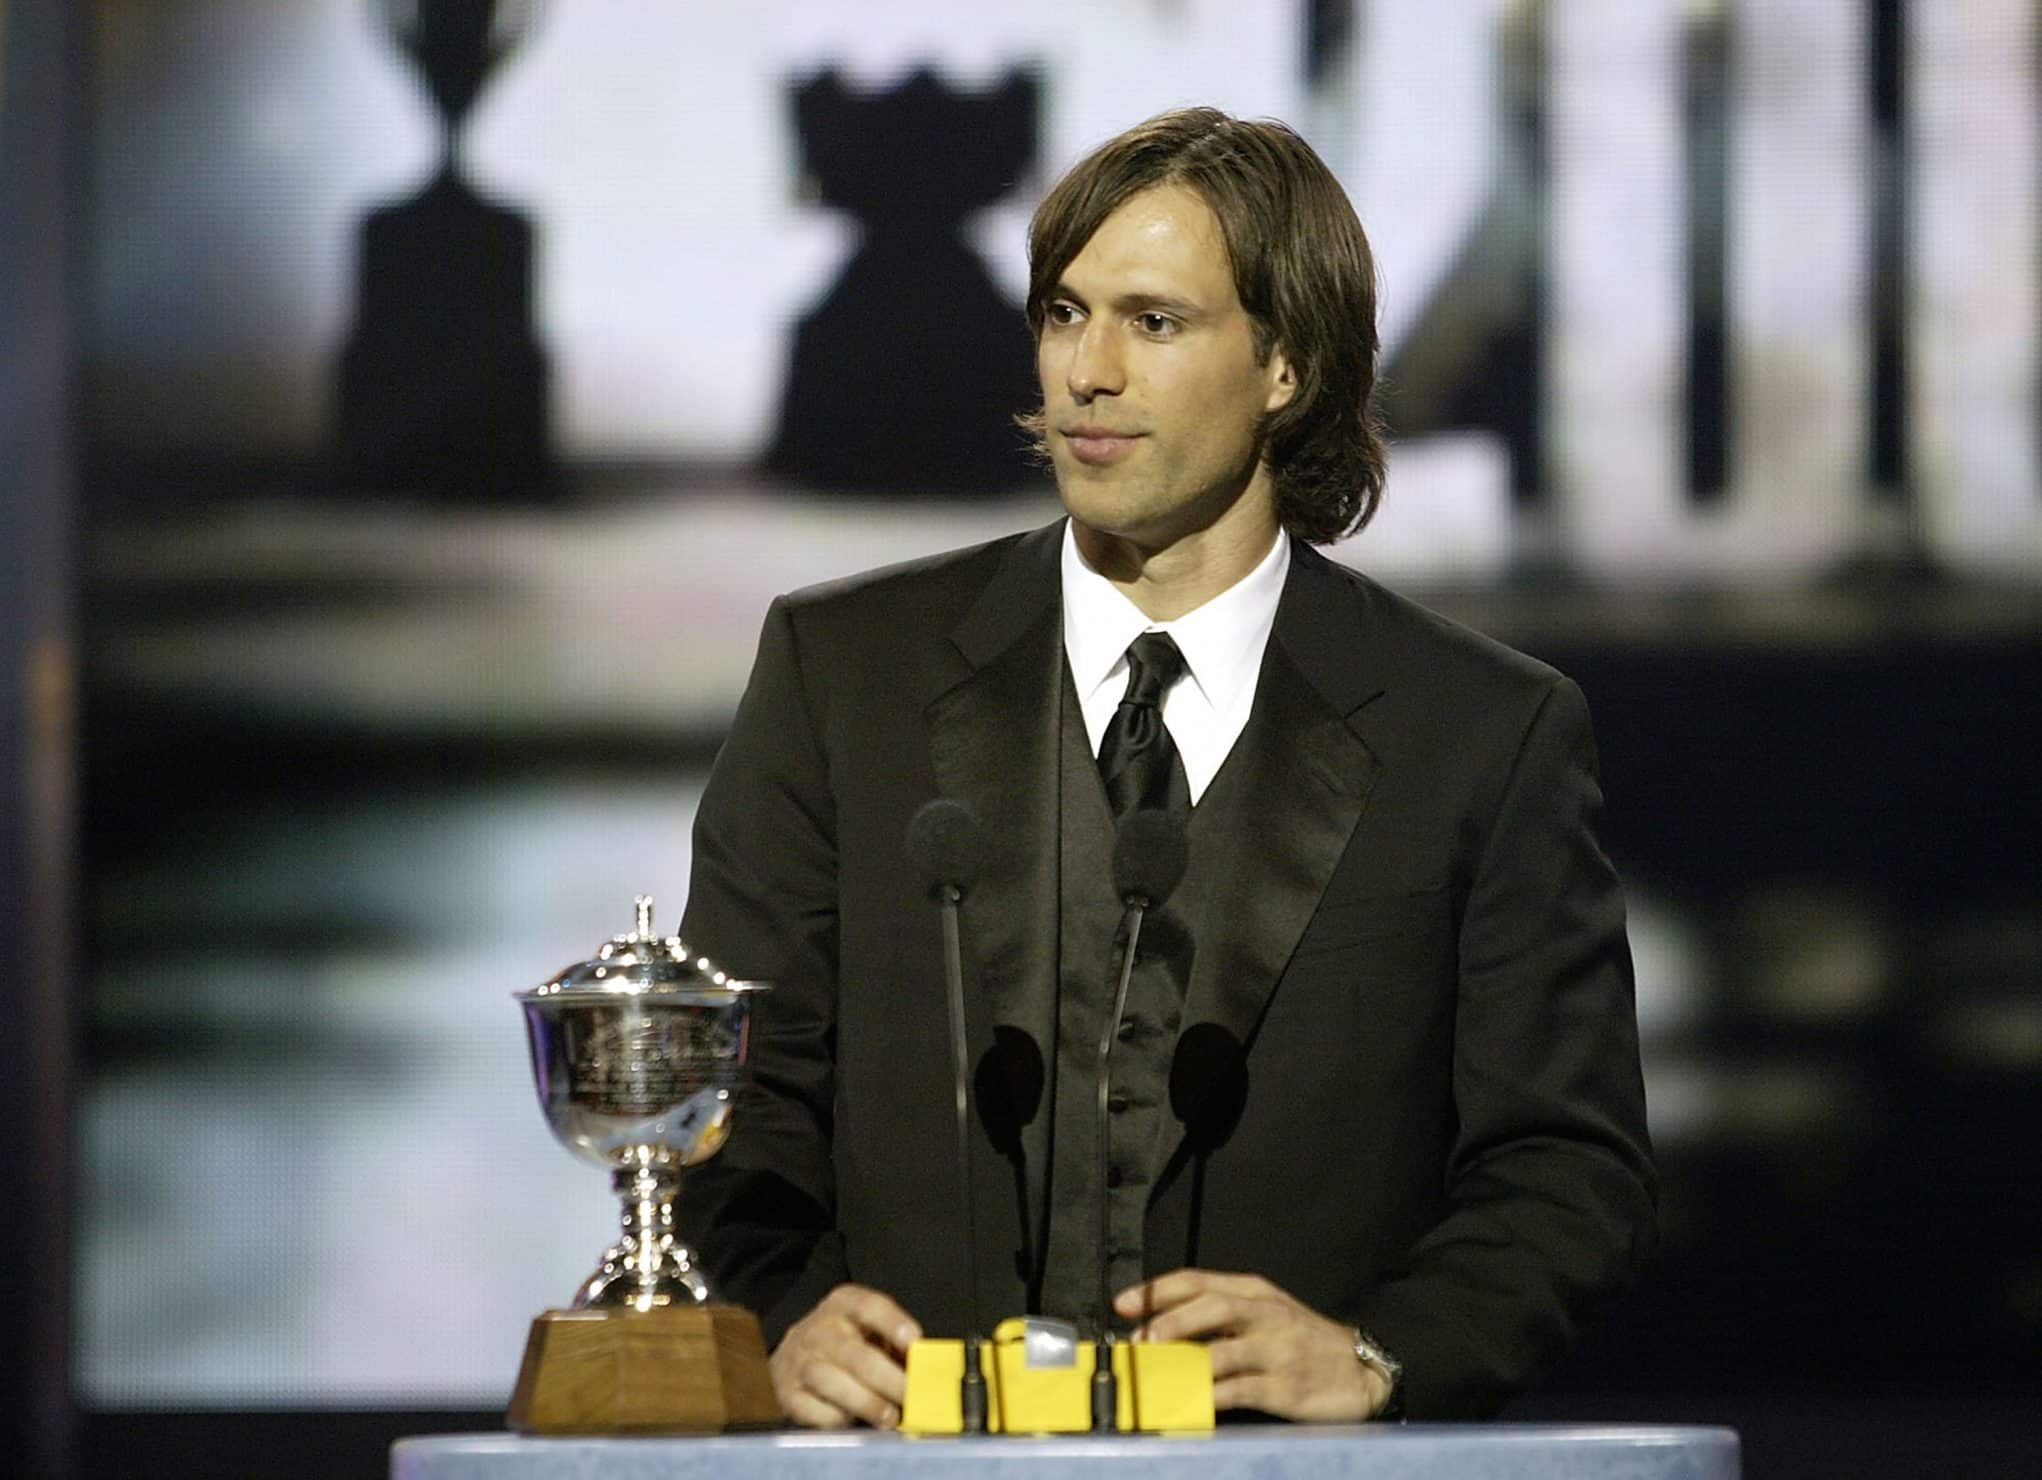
507, 1304, 782, 1434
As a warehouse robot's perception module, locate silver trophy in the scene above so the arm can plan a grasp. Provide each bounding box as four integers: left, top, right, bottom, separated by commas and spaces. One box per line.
517, 895, 766, 1310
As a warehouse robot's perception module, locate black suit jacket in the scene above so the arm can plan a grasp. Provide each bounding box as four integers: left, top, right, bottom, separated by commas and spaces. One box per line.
678, 521, 1655, 1419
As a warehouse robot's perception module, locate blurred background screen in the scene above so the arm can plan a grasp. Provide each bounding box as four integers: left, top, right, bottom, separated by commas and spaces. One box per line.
45, 0, 2042, 1469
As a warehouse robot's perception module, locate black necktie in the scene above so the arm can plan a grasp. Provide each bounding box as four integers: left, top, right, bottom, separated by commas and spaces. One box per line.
1098, 632, 1192, 822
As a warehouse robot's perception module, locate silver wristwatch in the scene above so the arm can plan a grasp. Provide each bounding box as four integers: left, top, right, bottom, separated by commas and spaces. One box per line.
1351, 1327, 1405, 1421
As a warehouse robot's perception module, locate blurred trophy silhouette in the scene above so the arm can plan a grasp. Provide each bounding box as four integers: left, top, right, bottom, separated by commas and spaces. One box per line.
335, 0, 556, 501
769, 67, 1041, 496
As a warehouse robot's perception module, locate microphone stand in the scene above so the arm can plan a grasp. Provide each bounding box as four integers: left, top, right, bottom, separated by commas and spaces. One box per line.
940, 880, 988, 1433
1092, 888, 1149, 1432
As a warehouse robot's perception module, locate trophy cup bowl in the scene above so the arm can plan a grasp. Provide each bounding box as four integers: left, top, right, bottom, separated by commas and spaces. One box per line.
508, 896, 781, 1432
378, 0, 545, 139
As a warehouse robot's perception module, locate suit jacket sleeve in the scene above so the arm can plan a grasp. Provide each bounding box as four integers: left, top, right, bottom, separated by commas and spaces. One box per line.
1358, 674, 1657, 1417
676, 596, 850, 1346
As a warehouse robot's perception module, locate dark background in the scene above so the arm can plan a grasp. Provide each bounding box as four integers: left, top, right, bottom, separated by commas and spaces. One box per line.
7, 2, 2041, 1477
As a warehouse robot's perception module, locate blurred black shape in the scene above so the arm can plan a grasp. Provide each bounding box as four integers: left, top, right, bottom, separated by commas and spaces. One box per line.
769, 67, 1041, 496
1376, 10, 1546, 506
1166, 1020, 1249, 1153
1304, 0, 1357, 88
1867, 0, 1908, 504
334, 0, 555, 501
975, 1025, 1047, 1300
1682, 4, 1732, 503
975, 1024, 1046, 1158
1166, 1021, 1248, 1270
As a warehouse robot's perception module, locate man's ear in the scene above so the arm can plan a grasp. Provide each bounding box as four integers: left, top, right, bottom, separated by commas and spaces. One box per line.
1265, 347, 1298, 414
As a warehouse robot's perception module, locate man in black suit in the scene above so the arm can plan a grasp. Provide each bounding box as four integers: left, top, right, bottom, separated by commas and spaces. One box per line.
679, 108, 1655, 1429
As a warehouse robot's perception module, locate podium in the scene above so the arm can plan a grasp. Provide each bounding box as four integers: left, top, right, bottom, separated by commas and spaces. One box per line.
392, 1424, 1739, 1479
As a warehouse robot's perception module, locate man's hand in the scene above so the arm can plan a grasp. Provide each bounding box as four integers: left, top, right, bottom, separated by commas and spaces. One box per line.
1114, 1269, 1392, 1422
770, 1284, 923, 1429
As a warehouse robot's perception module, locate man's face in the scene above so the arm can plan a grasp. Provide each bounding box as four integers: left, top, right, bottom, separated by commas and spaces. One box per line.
1037, 184, 1295, 553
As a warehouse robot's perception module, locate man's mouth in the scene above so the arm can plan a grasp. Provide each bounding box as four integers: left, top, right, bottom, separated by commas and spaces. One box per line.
1060, 426, 1142, 466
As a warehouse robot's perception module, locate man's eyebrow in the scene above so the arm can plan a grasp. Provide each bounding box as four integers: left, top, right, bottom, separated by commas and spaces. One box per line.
1047, 281, 1207, 318
1114, 291, 1206, 318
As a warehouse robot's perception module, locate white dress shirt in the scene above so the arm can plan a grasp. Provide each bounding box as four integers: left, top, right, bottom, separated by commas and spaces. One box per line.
1060, 519, 1290, 804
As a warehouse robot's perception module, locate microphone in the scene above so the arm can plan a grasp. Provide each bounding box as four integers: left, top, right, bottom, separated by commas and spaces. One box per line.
907, 797, 985, 906
1112, 809, 1190, 917
1093, 809, 1189, 1430
904, 798, 989, 1432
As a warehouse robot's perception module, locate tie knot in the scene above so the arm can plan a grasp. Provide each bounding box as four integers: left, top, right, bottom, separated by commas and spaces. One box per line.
1122, 632, 1188, 709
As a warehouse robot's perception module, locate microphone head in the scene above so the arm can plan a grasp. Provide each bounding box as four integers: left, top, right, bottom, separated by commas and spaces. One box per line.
1112, 809, 1188, 909
905, 797, 985, 898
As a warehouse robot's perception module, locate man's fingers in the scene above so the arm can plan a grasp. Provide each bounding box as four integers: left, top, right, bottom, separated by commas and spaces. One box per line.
1207, 1324, 1380, 1422
773, 1336, 905, 1431
771, 1284, 922, 1430
1111, 1271, 1382, 1423
830, 1287, 922, 1354
1132, 1289, 1255, 1344
800, 1356, 902, 1430
1115, 1268, 1277, 1319
823, 1326, 912, 1409
777, 1386, 857, 1430
1113, 1268, 1201, 1315
1212, 1371, 1291, 1417
1203, 1333, 1272, 1383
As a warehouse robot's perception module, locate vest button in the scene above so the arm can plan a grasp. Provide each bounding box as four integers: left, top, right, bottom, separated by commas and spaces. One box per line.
1108, 1091, 1130, 1114
1117, 1015, 1138, 1042
1106, 1165, 1123, 1189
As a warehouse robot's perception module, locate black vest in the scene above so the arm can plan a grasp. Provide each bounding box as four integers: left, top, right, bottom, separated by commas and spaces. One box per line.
1036, 660, 1254, 1329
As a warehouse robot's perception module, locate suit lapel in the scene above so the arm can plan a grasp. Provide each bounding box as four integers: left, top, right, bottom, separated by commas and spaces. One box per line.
1164, 541, 1386, 1139
925, 530, 1393, 1229
924, 524, 1065, 1246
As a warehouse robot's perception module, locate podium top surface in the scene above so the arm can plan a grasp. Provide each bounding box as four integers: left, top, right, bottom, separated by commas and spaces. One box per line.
392, 1425, 1740, 1480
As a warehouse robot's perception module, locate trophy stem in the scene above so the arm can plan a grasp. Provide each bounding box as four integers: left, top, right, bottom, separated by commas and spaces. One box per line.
573, 1152, 710, 1309
616, 1158, 684, 1285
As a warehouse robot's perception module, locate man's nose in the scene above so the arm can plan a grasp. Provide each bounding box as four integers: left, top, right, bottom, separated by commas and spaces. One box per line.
1066, 322, 1124, 401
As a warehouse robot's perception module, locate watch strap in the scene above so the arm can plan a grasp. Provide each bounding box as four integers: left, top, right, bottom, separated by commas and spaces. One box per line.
1351, 1326, 1405, 1421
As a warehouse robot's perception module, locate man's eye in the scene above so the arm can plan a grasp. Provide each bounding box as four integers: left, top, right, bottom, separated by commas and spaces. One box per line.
1045, 301, 1082, 326
1136, 312, 1178, 336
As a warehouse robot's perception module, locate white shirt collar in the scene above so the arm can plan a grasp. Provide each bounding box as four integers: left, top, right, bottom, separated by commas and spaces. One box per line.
1060, 518, 1290, 722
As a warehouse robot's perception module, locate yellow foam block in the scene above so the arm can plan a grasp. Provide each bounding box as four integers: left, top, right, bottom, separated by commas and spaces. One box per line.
900, 1319, 1214, 1435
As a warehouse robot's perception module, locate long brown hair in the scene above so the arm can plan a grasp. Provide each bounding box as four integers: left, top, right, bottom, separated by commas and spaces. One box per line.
1021, 108, 1387, 545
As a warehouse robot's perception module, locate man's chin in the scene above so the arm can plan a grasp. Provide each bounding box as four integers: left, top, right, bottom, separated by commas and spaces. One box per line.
1062, 503, 1195, 571
1054, 479, 1151, 542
